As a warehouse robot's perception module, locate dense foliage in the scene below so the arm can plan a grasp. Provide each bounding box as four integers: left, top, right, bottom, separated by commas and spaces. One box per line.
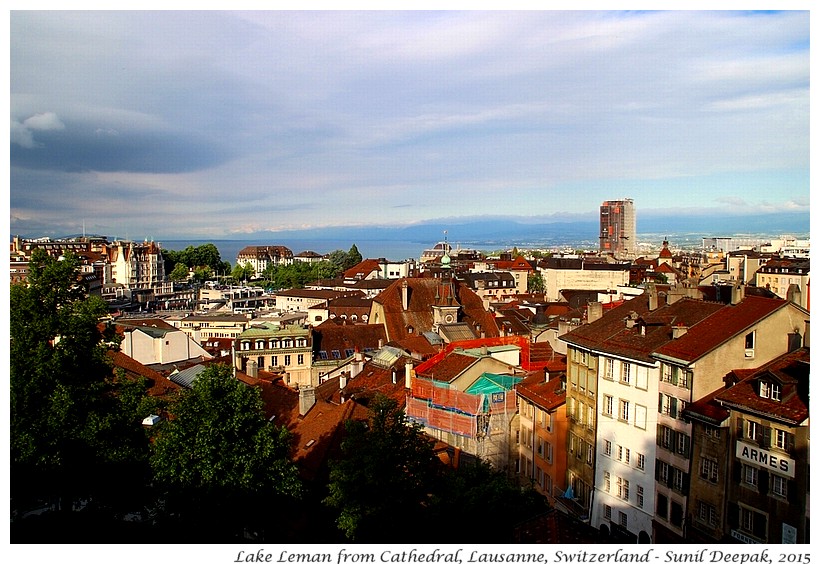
10, 250, 150, 514
162, 243, 231, 280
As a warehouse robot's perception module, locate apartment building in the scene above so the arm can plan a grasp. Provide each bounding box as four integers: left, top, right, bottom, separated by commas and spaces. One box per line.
755, 258, 810, 311
234, 322, 313, 388
516, 371, 568, 501
235, 245, 294, 273
538, 257, 631, 303
559, 284, 809, 542
599, 199, 637, 259
685, 346, 810, 544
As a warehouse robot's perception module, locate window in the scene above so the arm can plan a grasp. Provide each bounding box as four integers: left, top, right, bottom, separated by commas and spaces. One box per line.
634, 404, 647, 429
619, 399, 630, 422
284, 354, 291, 366
746, 420, 760, 442
660, 393, 678, 418
742, 465, 759, 488
546, 442, 554, 463
678, 370, 690, 390
297, 354, 304, 365
700, 457, 718, 483
775, 429, 789, 450
657, 493, 668, 519
676, 433, 690, 457
619, 511, 628, 528
670, 501, 684, 528
603, 395, 614, 417
672, 468, 685, 492
637, 453, 646, 471
255, 340, 265, 350
586, 444, 593, 466
771, 475, 788, 498
697, 501, 718, 526
760, 381, 781, 401
617, 477, 629, 500
604, 440, 612, 457
604, 505, 612, 520
617, 445, 623, 461
662, 364, 675, 384
605, 359, 614, 380
739, 506, 767, 540
604, 471, 611, 492
745, 331, 755, 358
621, 363, 631, 385
637, 485, 644, 508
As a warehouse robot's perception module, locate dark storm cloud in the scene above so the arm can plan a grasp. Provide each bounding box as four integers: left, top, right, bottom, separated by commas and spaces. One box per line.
10, 118, 229, 173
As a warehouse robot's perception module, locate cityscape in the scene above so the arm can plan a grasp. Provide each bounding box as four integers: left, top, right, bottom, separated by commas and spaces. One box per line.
9, 197, 811, 547
9, 8, 809, 561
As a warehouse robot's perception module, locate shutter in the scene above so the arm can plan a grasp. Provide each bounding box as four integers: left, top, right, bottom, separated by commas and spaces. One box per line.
762, 426, 772, 449
670, 397, 678, 419
758, 469, 769, 496
683, 434, 691, 458
753, 511, 767, 539
787, 478, 798, 503
732, 460, 741, 483
756, 424, 765, 447
656, 425, 663, 447
667, 466, 674, 488
736, 416, 744, 439
658, 393, 664, 414
655, 459, 661, 481
671, 368, 678, 386
682, 471, 690, 495
727, 503, 739, 528
786, 432, 796, 456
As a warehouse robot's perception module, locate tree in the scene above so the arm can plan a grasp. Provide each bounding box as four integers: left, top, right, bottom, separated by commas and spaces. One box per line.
10, 250, 150, 516
232, 262, 254, 282
324, 394, 442, 541
169, 262, 190, 281
527, 272, 545, 294
150, 364, 302, 540
346, 244, 362, 269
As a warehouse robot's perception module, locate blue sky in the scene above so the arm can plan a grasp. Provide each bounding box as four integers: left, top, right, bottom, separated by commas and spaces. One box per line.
9, 9, 810, 240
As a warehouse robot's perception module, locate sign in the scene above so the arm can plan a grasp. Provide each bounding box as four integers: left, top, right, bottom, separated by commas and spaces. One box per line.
731, 529, 761, 544
735, 442, 795, 478
782, 523, 797, 544
491, 392, 504, 403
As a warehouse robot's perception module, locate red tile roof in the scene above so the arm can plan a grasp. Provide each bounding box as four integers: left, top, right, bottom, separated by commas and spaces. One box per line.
713, 347, 809, 424
516, 372, 567, 411
107, 350, 181, 398
373, 277, 499, 342
343, 259, 383, 280
653, 295, 789, 363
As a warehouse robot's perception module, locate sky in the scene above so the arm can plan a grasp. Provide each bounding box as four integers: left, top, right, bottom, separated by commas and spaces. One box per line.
8, 9, 811, 241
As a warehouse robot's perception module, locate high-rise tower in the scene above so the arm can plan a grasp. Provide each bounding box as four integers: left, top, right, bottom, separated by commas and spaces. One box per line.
599, 199, 636, 258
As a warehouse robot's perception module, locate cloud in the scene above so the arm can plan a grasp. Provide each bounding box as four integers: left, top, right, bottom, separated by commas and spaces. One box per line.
11, 112, 65, 148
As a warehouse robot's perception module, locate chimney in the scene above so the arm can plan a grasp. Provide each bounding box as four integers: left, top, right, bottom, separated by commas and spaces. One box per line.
247, 359, 258, 378
340, 372, 348, 390
299, 386, 316, 416
647, 282, 658, 311
787, 329, 802, 352
405, 362, 413, 389
804, 319, 810, 348
587, 302, 603, 323
401, 279, 410, 311
672, 325, 688, 339
625, 312, 637, 329
731, 283, 745, 305
378, 338, 384, 349
391, 369, 397, 385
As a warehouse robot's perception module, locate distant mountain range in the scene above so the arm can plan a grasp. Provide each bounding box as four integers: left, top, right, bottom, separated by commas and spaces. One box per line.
230, 212, 810, 247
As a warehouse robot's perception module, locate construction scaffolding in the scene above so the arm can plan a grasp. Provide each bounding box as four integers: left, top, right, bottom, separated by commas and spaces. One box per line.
406, 375, 519, 469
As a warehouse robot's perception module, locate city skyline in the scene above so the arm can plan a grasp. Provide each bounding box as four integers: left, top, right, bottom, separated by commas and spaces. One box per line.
10, 10, 810, 240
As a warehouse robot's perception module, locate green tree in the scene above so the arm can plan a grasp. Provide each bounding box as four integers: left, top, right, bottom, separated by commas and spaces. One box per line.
10, 250, 150, 515
232, 262, 254, 282
169, 262, 190, 281
527, 272, 545, 294
150, 364, 302, 540
324, 394, 442, 541
346, 244, 363, 269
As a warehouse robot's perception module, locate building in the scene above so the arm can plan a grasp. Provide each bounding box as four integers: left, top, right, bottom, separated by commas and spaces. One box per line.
115, 318, 212, 368
538, 257, 631, 303
698, 347, 808, 544
599, 199, 636, 258
103, 240, 165, 289
516, 370, 568, 502
755, 257, 810, 311
559, 284, 809, 542
166, 312, 251, 343
406, 344, 524, 469
234, 321, 313, 388
235, 245, 294, 274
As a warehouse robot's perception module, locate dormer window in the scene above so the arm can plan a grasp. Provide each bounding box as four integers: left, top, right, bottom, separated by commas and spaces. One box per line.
759, 381, 781, 401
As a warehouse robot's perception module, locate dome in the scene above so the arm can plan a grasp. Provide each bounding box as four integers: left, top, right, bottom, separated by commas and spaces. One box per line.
441, 253, 451, 267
